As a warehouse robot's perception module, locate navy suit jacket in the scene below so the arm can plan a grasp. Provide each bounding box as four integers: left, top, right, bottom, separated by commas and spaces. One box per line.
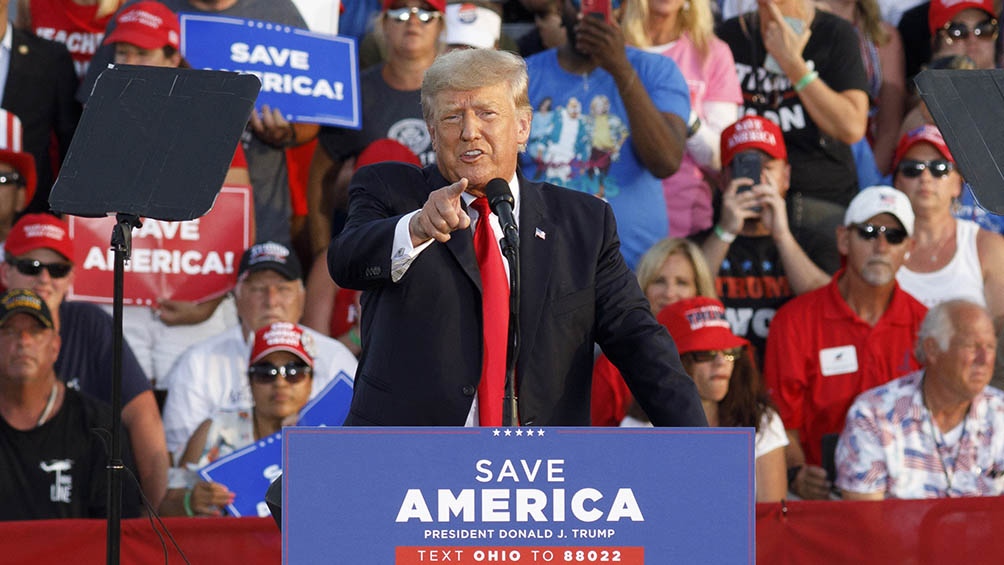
329, 163, 706, 427
2, 28, 80, 213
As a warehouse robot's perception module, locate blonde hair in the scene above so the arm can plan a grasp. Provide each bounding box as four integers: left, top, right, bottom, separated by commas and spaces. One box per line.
635, 237, 718, 299
620, 0, 715, 57
421, 49, 532, 124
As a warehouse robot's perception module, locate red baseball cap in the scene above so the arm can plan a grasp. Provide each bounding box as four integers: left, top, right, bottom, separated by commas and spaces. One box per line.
5, 213, 74, 261
250, 322, 316, 367
657, 297, 748, 355
892, 124, 954, 170
720, 116, 787, 167
354, 138, 422, 172
103, 1, 181, 51
383, 0, 447, 13
0, 109, 36, 204
929, 0, 995, 34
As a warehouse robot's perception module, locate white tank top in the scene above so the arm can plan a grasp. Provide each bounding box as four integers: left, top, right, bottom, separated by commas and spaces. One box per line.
896, 219, 986, 307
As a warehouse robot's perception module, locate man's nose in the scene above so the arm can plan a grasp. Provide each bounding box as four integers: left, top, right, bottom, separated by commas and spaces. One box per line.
460, 113, 481, 141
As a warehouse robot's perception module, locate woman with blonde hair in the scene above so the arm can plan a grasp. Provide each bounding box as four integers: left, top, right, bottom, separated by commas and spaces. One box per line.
620, 0, 742, 237
592, 237, 717, 425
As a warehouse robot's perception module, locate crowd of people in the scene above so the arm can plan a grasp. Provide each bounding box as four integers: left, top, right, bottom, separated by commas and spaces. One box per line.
1, 0, 1003, 525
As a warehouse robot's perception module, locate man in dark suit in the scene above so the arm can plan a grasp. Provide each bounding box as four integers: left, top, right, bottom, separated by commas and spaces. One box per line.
328, 48, 706, 427
0, 6, 81, 214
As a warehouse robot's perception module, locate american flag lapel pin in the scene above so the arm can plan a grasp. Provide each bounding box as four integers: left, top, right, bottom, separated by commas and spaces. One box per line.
535, 228, 546, 240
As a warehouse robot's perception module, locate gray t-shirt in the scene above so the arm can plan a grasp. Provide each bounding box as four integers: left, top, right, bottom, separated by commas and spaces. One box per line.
318, 64, 436, 168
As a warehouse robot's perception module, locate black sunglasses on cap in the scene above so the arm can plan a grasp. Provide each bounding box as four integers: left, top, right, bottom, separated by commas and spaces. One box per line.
941, 19, 998, 44
7, 258, 72, 278
897, 158, 954, 179
248, 362, 312, 385
850, 223, 909, 245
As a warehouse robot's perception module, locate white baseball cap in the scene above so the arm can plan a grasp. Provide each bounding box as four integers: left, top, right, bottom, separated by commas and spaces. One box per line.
844, 185, 915, 236
443, 3, 501, 49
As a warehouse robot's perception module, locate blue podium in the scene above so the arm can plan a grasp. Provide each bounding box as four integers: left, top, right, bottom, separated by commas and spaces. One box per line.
282, 427, 754, 564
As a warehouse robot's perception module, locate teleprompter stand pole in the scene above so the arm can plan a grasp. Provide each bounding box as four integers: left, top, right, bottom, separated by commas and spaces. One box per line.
107, 214, 141, 565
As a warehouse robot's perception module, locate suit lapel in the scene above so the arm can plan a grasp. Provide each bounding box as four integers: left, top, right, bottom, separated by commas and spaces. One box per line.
516, 175, 552, 368
423, 166, 481, 291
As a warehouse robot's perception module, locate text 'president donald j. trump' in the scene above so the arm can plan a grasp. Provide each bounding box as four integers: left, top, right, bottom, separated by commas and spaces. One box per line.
328, 48, 705, 428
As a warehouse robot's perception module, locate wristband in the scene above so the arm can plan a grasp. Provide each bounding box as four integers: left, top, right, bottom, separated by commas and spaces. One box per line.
183, 488, 195, 517
793, 70, 819, 93
787, 465, 803, 489
713, 224, 737, 243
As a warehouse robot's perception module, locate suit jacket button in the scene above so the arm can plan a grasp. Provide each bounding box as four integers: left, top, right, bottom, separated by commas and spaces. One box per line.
462, 385, 476, 396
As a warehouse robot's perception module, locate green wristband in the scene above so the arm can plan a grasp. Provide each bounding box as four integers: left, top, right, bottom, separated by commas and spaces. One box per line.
794, 70, 819, 93
183, 488, 195, 517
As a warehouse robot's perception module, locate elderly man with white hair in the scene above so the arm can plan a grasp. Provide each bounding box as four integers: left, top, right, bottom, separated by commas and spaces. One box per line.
836, 300, 1004, 499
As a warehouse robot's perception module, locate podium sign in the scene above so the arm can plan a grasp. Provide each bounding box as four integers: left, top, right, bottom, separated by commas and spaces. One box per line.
283, 427, 753, 564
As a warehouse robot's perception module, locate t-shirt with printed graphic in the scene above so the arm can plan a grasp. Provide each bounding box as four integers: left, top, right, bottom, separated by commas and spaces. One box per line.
711, 232, 834, 364
318, 64, 436, 169
0, 387, 141, 520
717, 12, 869, 207
28, 0, 113, 80
520, 48, 691, 269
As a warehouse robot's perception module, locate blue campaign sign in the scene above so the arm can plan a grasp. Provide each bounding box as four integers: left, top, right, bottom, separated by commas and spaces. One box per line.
296, 371, 353, 427
199, 431, 282, 517
283, 428, 754, 564
179, 13, 360, 128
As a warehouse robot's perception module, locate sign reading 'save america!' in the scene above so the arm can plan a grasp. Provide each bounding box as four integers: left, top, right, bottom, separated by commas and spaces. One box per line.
67, 185, 253, 305
282, 427, 753, 564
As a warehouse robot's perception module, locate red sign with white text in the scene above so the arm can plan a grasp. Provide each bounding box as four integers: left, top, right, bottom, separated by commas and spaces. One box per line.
67, 185, 253, 305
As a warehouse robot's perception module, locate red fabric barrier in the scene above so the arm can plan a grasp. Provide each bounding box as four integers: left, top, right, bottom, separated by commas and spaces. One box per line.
4, 499, 1004, 564
2, 517, 279, 564
757, 498, 1004, 565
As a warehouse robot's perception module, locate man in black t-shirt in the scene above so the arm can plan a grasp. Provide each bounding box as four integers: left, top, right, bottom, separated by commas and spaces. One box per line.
0, 289, 140, 520
700, 116, 833, 364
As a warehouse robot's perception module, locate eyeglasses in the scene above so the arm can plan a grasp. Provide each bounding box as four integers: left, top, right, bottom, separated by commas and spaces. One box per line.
7, 258, 72, 278
941, 19, 998, 44
850, 223, 909, 245
897, 159, 954, 179
687, 348, 743, 364
0, 172, 23, 187
248, 362, 313, 385
385, 7, 442, 24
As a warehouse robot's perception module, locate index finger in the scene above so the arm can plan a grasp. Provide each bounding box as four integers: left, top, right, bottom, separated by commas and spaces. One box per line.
763, 0, 785, 25
445, 178, 468, 199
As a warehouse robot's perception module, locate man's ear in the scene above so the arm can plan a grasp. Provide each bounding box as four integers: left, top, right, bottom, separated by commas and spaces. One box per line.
836, 225, 850, 256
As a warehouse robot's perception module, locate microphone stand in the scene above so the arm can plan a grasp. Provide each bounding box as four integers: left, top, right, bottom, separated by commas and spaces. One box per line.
500, 226, 520, 427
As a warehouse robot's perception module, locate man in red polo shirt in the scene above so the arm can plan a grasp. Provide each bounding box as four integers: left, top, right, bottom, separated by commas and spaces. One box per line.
764, 185, 927, 499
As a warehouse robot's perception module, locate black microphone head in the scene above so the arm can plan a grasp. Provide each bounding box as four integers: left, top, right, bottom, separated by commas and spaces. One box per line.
485, 178, 514, 213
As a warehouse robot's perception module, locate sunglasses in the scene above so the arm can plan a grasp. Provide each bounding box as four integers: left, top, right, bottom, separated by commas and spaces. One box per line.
850, 223, 909, 245
941, 19, 998, 43
0, 172, 23, 187
385, 7, 442, 23
7, 258, 72, 278
687, 348, 743, 364
897, 159, 954, 179
248, 362, 313, 385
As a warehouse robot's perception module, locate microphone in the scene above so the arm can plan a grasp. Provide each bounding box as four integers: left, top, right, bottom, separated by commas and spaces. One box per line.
485, 178, 519, 248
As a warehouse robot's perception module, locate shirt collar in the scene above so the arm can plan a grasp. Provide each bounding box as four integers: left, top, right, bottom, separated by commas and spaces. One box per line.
461, 174, 520, 218
2, 23, 12, 52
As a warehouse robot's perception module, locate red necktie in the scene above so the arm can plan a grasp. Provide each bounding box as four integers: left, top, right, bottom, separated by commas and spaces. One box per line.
471, 197, 510, 426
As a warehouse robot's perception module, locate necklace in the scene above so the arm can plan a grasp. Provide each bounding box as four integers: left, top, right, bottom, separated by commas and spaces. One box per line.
922, 223, 955, 264
36, 383, 58, 427
922, 388, 970, 496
